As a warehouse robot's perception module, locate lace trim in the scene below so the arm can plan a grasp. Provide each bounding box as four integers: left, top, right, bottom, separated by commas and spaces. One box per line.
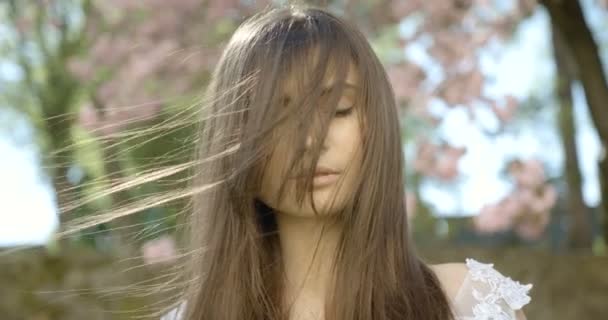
160, 301, 186, 320
463, 258, 532, 319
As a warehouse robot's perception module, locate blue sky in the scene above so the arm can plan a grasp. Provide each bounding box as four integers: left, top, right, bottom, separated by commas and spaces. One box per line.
0, 4, 606, 246
0, 111, 59, 246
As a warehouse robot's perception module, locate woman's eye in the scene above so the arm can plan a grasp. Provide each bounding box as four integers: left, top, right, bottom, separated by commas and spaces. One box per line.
334, 106, 354, 117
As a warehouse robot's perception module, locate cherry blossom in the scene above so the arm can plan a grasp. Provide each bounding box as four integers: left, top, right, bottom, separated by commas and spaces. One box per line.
141, 234, 178, 265
473, 158, 557, 240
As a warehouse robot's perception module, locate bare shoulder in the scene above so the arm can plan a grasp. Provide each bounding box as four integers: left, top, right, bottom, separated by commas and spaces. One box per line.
428, 262, 469, 301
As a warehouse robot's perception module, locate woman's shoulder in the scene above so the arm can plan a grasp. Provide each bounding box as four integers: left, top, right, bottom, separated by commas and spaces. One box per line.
429, 260, 470, 299
430, 258, 533, 320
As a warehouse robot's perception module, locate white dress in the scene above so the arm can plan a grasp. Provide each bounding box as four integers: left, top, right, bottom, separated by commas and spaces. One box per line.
161, 258, 533, 320
451, 259, 533, 320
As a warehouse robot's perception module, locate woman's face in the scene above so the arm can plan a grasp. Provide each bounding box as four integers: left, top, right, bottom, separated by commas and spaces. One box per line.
258, 63, 364, 218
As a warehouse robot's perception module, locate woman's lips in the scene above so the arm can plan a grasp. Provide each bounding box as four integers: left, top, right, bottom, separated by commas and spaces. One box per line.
312, 172, 339, 187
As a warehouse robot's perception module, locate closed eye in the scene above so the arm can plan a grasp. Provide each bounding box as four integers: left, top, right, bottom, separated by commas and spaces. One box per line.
335, 106, 354, 117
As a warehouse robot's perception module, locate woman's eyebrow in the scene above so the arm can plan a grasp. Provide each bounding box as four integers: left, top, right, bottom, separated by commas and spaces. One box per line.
281, 83, 358, 105
321, 82, 358, 95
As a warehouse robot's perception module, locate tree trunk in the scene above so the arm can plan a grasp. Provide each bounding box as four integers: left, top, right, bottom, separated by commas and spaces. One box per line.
45, 109, 77, 223
100, 137, 140, 250
600, 154, 608, 245
542, 0, 608, 246
551, 18, 593, 248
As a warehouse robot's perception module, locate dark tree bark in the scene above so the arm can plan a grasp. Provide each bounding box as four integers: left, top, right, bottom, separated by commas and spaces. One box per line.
551, 17, 593, 248
542, 0, 608, 247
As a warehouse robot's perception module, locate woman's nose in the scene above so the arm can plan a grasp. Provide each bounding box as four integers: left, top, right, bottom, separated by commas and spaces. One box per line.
304, 120, 328, 152
305, 115, 320, 150
305, 132, 314, 149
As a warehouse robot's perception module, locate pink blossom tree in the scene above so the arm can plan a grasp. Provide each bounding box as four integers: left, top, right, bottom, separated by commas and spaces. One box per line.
372, 0, 606, 248
63, 0, 274, 251
473, 159, 558, 241
6, 0, 605, 250
367, 0, 560, 242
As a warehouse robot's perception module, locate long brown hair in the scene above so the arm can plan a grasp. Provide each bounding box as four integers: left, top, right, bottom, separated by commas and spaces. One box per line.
178, 4, 454, 320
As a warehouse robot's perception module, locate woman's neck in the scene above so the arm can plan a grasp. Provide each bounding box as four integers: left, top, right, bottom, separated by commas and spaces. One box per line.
275, 213, 342, 319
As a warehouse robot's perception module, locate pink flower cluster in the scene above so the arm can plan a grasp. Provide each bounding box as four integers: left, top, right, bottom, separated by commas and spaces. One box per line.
473, 159, 558, 240
70, 0, 271, 136
384, 0, 533, 126
414, 139, 467, 182
141, 234, 178, 265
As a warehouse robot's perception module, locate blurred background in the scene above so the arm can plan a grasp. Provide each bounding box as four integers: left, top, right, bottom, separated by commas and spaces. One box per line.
1, 0, 607, 319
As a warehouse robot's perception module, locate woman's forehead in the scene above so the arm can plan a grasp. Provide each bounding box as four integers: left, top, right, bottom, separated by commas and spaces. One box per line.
281, 61, 360, 97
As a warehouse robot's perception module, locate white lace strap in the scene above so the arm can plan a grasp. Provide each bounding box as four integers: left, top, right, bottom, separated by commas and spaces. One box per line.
160, 301, 186, 320
452, 258, 532, 320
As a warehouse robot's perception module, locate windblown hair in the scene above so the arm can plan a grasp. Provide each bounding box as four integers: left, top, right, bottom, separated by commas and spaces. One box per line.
176, 4, 454, 320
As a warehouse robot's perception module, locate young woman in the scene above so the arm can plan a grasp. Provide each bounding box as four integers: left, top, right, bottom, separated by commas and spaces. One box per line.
163, 4, 532, 320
